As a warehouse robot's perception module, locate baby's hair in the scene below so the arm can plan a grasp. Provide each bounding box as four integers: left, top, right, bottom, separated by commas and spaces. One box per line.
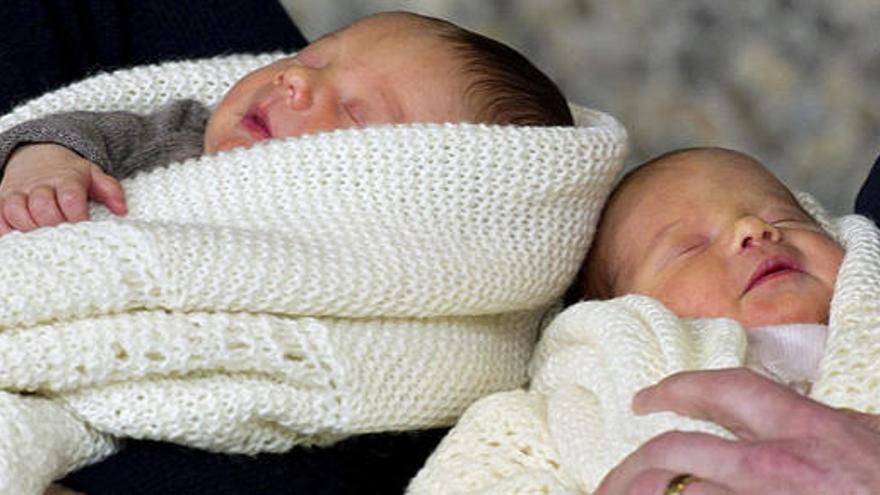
563, 164, 644, 305
407, 13, 573, 127
564, 150, 685, 304
568, 148, 710, 303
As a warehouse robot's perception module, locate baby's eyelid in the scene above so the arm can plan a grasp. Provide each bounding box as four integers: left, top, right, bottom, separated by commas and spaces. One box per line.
342, 101, 366, 127
772, 218, 825, 235
678, 241, 705, 256
769, 218, 794, 225
659, 239, 704, 264
770, 217, 810, 226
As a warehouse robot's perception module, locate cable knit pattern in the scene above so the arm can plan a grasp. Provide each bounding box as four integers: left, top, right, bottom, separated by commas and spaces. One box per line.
409, 207, 880, 494
408, 298, 744, 494
0, 54, 627, 493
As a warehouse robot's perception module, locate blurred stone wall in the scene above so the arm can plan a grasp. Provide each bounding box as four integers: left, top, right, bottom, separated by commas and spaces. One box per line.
281, 0, 880, 214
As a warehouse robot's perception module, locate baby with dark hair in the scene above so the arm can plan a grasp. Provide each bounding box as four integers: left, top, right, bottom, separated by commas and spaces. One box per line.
0, 11, 572, 233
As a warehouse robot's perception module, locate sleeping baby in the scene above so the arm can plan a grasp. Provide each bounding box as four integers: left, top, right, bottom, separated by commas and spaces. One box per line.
0, 10, 572, 234
409, 147, 880, 493
0, 10, 630, 495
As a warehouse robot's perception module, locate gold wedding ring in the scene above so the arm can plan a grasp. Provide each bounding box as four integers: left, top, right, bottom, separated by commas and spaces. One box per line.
663, 473, 696, 495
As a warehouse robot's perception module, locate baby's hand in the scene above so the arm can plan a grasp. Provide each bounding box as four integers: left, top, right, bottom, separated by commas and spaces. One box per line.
0, 143, 126, 235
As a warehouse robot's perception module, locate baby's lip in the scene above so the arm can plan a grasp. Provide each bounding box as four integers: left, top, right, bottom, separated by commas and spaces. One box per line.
744, 255, 803, 294
241, 107, 273, 141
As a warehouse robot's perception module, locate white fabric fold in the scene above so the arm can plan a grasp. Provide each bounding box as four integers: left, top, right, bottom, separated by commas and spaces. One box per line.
0, 53, 627, 493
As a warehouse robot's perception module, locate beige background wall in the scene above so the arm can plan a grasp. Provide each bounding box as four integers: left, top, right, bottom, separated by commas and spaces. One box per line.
281, 0, 880, 214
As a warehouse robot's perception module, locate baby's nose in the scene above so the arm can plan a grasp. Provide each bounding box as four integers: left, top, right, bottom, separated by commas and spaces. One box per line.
734, 216, 781, 251
275, 67, 313, 111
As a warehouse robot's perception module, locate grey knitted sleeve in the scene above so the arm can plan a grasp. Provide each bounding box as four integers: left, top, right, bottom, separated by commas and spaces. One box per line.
0, 99, 210, 180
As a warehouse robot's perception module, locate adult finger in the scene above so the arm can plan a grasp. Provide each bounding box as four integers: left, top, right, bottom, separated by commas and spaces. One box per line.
633, 368, 824, 440
595, 430, 745, 495
841, 408, 880, 434
669, 476, 731, 495
56, 182, 90, 222
89, 166, 127, 215
604, 468, 732, 495
2, 193, 38, 231
27, 186, 65, 227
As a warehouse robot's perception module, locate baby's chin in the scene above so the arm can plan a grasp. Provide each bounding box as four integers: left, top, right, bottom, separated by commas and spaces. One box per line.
741, 307, 830, 330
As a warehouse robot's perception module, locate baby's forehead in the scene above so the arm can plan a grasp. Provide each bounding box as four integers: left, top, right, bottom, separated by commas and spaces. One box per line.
607, 152, 803, 230
633, 150, 790, 197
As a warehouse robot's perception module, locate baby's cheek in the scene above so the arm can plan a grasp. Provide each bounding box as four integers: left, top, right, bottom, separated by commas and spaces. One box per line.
650, 278, 736, 321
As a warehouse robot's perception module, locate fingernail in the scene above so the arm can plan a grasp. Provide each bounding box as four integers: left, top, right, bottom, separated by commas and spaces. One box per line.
632, 386, 655, 415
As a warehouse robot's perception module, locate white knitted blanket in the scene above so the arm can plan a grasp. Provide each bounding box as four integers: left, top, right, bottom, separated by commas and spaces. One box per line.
409, 207, 880, 494
0, 55, 627, 493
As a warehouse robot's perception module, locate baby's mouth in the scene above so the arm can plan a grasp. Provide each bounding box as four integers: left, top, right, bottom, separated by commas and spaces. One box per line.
744, 256, 802, 293
241, 109, 273, 141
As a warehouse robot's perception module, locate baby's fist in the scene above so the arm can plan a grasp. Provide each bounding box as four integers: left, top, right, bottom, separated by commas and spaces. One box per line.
0, 143, 126, 235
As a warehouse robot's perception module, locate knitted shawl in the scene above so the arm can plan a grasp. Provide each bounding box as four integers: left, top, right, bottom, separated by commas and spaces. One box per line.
408, 207, 880, 494
0, 55, 627, 493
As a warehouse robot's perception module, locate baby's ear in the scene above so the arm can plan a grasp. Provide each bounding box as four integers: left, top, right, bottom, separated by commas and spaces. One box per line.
563, 250, 609, 306
794, 190, 838, 239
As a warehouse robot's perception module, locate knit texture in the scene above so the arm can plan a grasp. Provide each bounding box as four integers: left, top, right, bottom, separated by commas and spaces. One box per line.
0, 54, 627, 493
409, 208, 880, 494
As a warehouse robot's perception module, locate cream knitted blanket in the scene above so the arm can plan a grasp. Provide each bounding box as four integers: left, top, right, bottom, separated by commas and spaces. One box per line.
0, 55, 627, 493
409, 208, 880, 494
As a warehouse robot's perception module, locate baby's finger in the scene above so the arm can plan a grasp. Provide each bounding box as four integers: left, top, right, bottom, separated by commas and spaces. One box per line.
2, 193, 38, 232
0, 209, 12, 236
56, 182, 90, 222
28, 186, 65, 227
89, 166, 127, 215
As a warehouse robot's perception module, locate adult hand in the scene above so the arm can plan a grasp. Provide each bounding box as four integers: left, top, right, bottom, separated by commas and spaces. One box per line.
595, 368, 880, 494
0, 143, 126, 235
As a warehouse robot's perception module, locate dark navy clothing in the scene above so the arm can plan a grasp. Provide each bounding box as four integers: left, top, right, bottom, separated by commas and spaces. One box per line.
63, 430, 448, 495
855, 154, 880, 220
0, 0, 307, 114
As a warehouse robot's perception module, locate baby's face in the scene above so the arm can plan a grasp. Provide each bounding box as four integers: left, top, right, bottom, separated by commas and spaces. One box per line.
595, 150, 844, 328
204, 13, 468, 153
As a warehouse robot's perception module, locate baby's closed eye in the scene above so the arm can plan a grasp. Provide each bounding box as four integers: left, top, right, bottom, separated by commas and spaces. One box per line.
675, 238, 707, 257
660, 235, 708, 264
340, 101, 367, 127
771, 218, 807, 227
768, 215, 821, 232
763, 205, 815, 227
